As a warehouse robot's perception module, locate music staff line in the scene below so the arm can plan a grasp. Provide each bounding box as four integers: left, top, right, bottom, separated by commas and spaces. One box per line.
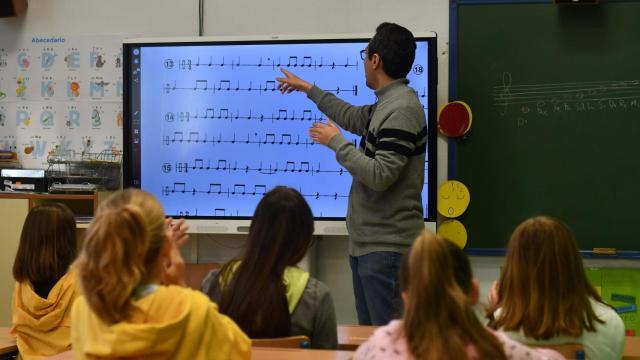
494, 73, 640, 106
164, 159, 347, 176
161, 131, 358, 148
162, 182, 348, 200
165, 108, 325, 123
174, 55, 359, 71
163, 79, 358, 96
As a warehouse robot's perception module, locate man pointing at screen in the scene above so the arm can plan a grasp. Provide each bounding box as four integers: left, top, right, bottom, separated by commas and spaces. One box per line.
276, 22, 427, 325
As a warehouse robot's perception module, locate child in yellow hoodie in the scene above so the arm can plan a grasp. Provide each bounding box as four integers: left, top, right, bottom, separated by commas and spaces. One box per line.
71, 189, 251, 359
11, 203, 79, 360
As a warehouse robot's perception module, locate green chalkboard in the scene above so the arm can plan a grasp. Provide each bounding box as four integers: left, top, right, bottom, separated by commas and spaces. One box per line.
455, 3, 640, 251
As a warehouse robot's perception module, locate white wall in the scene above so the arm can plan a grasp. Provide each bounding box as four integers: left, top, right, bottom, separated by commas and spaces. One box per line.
0, 0, 452, 325
4, 0, 637, 326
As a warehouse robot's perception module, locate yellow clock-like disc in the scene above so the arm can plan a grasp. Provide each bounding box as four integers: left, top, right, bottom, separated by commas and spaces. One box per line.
437, 180, 470, 218
438, 219, 468, 249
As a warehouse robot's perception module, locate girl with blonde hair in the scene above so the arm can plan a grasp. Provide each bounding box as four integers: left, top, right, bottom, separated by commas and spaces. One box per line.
355, 231, 563, 359
488, 216, 625, 359
71, 189, 250, 359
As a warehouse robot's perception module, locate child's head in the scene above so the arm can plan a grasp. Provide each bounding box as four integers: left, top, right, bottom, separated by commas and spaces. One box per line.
75, 189, 168, 324
400, 231, 505, 360
218, 186, 314, 338
13, 203, 77, 284
491, 216, 602, 339
245, 186, 314, 269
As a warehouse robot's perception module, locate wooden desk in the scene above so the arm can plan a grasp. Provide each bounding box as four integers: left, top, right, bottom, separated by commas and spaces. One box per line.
253, 347, 354, 360
44, 335, 640, 359
0, 327, 17, 356
625, 335, 640, 360
337, 325, 376, 351
45, 348, 354, 360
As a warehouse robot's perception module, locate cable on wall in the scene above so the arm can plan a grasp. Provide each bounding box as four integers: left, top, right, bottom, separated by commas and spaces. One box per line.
198, 0, 204, 36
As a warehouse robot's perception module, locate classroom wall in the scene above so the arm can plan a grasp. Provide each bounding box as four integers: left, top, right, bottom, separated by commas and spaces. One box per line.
0, 0, 450, 325
2, 0, 638, 327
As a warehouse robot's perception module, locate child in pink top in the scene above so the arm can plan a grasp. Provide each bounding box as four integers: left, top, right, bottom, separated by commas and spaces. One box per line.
355, 320, 563, 359
354, 231, 564, 360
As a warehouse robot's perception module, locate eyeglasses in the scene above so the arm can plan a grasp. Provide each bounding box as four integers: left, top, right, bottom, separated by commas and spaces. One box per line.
360, 48, 367, 61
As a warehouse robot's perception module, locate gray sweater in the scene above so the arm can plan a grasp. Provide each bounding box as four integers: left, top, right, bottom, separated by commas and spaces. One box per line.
307, 79, 426, 256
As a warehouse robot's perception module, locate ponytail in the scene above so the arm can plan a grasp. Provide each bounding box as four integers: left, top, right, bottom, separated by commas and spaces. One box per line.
402, 232, 506, 359
75, 189, 166, 324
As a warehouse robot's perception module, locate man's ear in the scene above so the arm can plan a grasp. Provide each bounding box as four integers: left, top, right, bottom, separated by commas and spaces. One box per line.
371, 53, 382, 70
470, 279, 480, 305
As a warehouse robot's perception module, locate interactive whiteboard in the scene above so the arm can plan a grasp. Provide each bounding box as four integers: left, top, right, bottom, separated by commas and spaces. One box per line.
123, 34, 437, 233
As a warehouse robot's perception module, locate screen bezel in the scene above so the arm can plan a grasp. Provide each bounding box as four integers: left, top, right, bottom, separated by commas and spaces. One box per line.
123, 33, 438, 233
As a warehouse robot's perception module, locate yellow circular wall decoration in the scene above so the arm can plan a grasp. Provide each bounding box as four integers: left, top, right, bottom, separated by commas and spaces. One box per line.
437, 180, 470, 218
438, 219, 468, 249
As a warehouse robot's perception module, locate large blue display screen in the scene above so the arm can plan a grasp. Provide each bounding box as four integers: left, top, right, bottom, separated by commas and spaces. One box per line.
124, 37, 437, 219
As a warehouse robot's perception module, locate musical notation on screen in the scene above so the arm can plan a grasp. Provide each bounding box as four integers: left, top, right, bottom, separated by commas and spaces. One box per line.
163, 79, 358, 96
161, 131, 357, 148
162, 181, 348, 200
164, 108, 325, 123
170, 55, 360, 71
162, 158, 348, 176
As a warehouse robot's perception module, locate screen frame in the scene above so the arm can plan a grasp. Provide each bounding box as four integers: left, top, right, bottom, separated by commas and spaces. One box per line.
123, 33, 438, 234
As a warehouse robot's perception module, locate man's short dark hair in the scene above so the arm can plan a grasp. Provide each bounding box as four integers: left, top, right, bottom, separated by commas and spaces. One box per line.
368, 22, 416, 79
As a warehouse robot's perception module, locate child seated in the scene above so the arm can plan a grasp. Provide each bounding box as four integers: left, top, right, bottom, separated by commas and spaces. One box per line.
71, 189, 250, 359
488, 216, 625, 359
202, 186, 338, 348
11, 203, 79, 359
355, 231, 563, 359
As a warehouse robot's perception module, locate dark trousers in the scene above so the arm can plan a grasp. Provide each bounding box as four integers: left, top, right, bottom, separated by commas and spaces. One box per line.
349, 252, 403, 325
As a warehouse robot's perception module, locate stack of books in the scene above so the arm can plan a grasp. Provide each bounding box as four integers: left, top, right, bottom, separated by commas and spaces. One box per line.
0, 151, 19, 169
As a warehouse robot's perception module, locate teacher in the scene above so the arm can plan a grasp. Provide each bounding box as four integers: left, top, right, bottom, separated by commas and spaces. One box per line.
276, 22, 427, 325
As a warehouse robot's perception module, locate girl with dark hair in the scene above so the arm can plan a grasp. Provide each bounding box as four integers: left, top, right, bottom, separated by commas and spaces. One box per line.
72, 189, 250, 359
11, 203, 79, 359
202, 186, 338, 348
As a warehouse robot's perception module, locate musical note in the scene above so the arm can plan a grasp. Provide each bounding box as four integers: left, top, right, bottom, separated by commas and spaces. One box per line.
172, 182, 186, 193
195, 79, 208, 91
303, 56, 313, 68
280, 134, 292, 145
172, 106, 324, 123
170, 158, 346, 176
172, 55, 359, 71
163, 182, 349, 201
165, 79, 337, 95
263, 133, 275, 145
155, 132, 316, 148
253, 184, 267, 195
263, 80, 276, 92
208, 183, 222, 194
232, 184, 246, 195
285, 161, 295, 172
218, 80, 231, 91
